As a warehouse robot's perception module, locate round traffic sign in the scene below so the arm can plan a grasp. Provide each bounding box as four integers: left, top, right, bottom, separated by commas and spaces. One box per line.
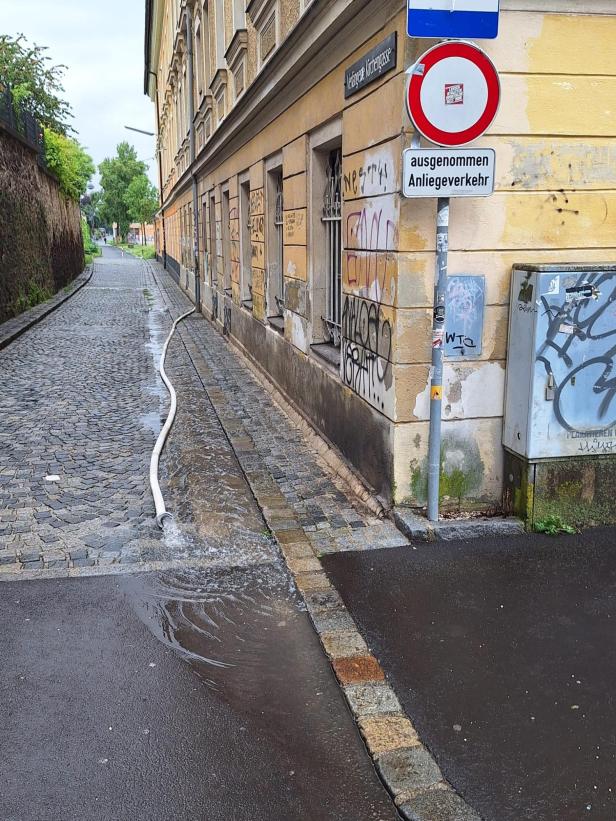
406, 41, 500, 147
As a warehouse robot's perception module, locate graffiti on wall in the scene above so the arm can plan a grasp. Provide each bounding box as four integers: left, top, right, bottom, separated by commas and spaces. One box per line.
345, 196, 397, 304
229, 206, 239, 241
536, 271, 616, 444
445, 276, 485, 359
223, 302, 231, 337
343, 145, 395, 200
250, 188, 264, 216
251, 213, 264, 242
343, 157, 391, 199
341, 295, 392, 412
341, 195, 397, 413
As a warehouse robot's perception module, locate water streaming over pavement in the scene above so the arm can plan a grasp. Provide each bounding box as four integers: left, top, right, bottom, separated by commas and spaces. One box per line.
129, 304, 306, 691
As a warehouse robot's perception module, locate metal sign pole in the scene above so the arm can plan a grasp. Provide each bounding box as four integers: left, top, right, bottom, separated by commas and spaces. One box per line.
427, 196, 449, 521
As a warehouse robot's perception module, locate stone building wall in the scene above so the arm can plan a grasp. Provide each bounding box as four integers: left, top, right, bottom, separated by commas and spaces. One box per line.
0, 125, 83, 323
149, 1, 616, 510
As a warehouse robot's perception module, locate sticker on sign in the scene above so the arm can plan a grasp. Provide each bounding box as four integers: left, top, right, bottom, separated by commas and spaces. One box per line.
402, 148, 496, 197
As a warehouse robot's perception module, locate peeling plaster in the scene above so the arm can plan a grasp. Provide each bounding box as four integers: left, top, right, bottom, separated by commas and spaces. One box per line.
413, 361, 505, 421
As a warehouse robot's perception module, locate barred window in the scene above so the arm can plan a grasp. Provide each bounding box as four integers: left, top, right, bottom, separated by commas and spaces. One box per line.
321, 149, 342, 347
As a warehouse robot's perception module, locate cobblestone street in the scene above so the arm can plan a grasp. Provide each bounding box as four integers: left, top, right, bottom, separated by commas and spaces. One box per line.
0, 249, 167, 571
0, 246, 409, 576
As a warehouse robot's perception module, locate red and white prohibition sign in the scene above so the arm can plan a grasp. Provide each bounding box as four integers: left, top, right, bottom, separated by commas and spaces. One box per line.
406, 40, 500, 146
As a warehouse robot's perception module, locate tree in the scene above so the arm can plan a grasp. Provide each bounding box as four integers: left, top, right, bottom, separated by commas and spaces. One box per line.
98, 143, 147, 241
124, 174, 159, 244
44, 128, 94, 200
0, 34, 73, 134
81, 190, 104, 232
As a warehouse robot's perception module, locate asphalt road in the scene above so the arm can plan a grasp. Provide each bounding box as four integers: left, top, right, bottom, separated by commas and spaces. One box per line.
0, 571, 397, 821
322, 529, 616, 821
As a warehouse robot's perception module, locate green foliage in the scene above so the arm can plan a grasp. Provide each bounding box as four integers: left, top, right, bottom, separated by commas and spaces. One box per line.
124, 174, 159, 231
14, 279, 52, 314
81, 190, 104, 231
98, 143, 148, 241
81, 215, 99, 258
119, 244, 155, 260
0, 34, 73, 134
534, 515, 576, 536
44, 128, 94, 200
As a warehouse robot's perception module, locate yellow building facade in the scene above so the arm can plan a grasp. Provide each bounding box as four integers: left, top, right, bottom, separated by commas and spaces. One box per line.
145, 0, 616, 511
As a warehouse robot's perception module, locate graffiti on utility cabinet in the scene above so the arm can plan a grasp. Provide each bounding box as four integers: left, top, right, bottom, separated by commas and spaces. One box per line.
341, 295, 393, 413
536, 271, 616, 440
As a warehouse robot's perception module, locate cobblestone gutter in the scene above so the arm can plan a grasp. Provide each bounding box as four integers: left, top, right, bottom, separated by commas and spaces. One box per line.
150, 264, 481, 821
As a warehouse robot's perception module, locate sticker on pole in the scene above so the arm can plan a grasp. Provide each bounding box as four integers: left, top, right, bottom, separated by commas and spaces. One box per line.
407, 0, 500, 40
403, 148, 495, 197
406, 41, 500, 147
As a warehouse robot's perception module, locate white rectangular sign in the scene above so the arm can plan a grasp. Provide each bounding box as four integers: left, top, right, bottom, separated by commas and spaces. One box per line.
402, 148, 496, 198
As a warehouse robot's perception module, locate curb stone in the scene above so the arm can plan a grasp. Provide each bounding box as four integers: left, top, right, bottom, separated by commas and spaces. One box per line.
393, 507, 525, 543
152, 268, 484, 821
0, 266, 94, 350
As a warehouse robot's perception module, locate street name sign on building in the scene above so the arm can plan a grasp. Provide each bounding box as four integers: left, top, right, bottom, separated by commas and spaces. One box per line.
406, 41, 500, 146
403, 148, 495, 197
407, 0, 500, 40
344, 33, 397, 99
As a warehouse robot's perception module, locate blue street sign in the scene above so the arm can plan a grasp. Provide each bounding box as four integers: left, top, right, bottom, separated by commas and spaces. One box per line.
407, 1, 500, 40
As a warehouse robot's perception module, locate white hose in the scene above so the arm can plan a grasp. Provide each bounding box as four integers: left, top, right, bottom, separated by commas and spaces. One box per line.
150, 307, 196, 528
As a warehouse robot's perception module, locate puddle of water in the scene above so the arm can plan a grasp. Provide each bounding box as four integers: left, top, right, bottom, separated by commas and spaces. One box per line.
125, 556, 300, 694
140, 410, 163, 436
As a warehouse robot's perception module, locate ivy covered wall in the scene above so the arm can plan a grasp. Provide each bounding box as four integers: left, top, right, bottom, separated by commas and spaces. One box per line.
0, 124, 83, 323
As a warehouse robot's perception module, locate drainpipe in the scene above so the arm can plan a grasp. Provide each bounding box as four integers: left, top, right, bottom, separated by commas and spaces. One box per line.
149, 70, 167, 269
185, 9, 201, 311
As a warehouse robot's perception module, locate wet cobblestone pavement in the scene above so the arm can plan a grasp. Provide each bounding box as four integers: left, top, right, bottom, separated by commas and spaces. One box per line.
151, 264, 409, 557
0, 248, 406, 577
0, 250, 167, 572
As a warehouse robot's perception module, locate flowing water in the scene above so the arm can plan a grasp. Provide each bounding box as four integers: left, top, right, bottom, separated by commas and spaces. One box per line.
129, 298, 305, 692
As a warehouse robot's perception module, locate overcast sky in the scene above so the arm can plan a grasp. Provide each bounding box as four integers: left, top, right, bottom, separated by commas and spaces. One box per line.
1, 0, 158, 188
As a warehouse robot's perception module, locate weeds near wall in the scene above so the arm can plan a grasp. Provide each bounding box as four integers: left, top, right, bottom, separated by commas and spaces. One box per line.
534, 515, 576, 536
410, 432, 485, 512
13, 279, 52, 314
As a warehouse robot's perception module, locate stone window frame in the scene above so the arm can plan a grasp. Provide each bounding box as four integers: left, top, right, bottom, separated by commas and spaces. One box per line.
247, 0, 279, 70
200, 192, 209, 283
194, 12, 205, 101
210, 68, 228, 125
308, 117, 343, 363
238, 170, 252, 309
264, 151, 284, 327
208, 189, 218, 286
221, 184, 232, 294
225, 29, 248, 104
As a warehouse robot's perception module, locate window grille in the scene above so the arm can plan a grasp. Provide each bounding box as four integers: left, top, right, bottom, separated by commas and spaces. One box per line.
241, 182, 252, 309
273, 173, 284, 315
322, 149, 342, 346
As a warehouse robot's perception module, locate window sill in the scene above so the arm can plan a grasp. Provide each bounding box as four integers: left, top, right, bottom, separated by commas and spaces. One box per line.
268, 315, 284, 334
311, 342, 340, 372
